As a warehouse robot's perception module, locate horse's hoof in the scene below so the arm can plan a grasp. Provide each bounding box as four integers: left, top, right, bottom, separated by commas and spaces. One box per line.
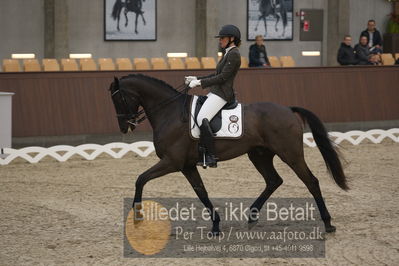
211, 225, 221, 236
133, 213, 143, 223
211, 230, 220, 236
325, 225, 336, 233
134, 220, 142, 226
248, 219, 258, 230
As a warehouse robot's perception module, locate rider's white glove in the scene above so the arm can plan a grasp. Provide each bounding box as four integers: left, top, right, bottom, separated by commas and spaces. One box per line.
189, 79, 201, 88
185, 76, 197, 85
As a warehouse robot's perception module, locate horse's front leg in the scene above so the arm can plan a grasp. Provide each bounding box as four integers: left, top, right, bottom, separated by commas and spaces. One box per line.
181, 166, 221, 235
275, 14, 280, 32
133, 159, 176, 220
124, 9, 129, 27
117, 14, 121, 31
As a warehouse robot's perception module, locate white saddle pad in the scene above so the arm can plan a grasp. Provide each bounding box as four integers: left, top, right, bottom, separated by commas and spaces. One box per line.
190, 95, 243, 139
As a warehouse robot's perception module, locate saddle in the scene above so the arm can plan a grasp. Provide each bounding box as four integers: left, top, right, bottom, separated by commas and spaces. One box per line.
126, 0, 143, 13
194, 95, 238, 133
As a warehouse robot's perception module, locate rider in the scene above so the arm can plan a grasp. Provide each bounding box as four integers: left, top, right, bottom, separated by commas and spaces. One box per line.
185, 24, 242, 168
126, 0, 143, 12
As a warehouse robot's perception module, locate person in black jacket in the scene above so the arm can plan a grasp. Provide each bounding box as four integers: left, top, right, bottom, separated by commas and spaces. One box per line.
337, 35, 359, 65
354, 36, 373, 65
249, 35, 270, 67
354, 36, 381, 65
360, 20, 383, 54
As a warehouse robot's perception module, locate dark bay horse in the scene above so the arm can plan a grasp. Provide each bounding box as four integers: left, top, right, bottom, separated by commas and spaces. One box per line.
109, 74, 348, 235
111, 0, 146, 34
255, 0, 288, 37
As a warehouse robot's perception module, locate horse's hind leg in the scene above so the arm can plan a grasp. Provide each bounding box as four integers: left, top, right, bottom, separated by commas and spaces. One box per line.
263, 17, 267, 35
254, 16, 262, 31
182, 166, 221, 235
247, 148, 283, 228
285, 156, 336, 233
134, 13, 139, 34
140, 13, 146, 25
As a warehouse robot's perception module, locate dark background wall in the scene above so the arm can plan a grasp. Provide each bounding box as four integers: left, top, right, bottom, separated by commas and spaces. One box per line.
1, 66, 398, 137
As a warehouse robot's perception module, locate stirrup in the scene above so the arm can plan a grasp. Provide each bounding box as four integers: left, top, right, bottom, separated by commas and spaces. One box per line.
197, 152, 218, 169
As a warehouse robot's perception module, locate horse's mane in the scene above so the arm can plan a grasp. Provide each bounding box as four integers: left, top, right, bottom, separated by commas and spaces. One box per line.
120, 74, 178, 93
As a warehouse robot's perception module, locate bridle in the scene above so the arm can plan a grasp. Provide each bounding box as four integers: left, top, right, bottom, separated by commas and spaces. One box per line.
111, 82, 189, 127
111, 87, 145, 127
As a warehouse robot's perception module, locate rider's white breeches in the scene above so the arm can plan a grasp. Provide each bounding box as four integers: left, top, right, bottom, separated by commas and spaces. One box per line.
196, 92, 227, 127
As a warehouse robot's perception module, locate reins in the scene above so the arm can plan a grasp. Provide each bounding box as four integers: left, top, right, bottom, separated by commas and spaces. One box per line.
112, 82, 189, 127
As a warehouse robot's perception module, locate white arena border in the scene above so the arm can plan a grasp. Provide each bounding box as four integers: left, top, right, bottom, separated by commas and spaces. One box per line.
1, 129, 398, 165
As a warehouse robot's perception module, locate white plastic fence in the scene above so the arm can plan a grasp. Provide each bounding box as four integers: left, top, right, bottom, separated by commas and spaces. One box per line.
303, 128, 399, 147
0, 129, 398, 165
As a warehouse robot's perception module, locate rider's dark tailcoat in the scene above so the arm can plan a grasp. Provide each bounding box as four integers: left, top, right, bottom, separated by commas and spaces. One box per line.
199, 47, 241, 104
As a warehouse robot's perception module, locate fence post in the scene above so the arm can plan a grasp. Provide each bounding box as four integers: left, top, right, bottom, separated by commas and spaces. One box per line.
0, 92, 14, 158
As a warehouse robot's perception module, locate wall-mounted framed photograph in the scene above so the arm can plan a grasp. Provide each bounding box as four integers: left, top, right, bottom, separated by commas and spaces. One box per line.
104, 0, 157, 41
247, 0, 293, 41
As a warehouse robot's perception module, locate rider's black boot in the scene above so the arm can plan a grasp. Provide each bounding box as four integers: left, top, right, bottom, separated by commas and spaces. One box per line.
197, 119, 218, 168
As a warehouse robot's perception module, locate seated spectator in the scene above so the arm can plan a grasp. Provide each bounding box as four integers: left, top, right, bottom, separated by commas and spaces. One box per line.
337, 35, 359, 65
249, 35, 271, 67
354, 36, 381, 65
360, 19, 383, 54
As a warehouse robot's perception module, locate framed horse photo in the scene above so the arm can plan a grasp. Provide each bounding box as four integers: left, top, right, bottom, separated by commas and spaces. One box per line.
104, 0, 157, 41
247, 0, 293, 41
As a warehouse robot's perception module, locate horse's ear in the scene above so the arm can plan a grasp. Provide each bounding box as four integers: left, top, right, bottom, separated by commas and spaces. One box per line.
114, 77, 119, 88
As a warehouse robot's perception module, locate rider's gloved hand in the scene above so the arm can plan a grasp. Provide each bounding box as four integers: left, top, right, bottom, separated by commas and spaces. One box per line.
188, 79, 201, 88
185, 76, 197, 85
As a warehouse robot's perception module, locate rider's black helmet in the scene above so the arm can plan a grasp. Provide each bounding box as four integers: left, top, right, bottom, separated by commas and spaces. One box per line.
215, 24, 241, 40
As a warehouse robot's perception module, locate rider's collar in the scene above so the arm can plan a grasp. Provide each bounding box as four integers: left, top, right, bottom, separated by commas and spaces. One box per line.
224, 46, 236, 56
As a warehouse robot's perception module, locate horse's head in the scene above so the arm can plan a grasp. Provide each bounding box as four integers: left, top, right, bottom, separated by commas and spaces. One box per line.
109, 77, 141, 134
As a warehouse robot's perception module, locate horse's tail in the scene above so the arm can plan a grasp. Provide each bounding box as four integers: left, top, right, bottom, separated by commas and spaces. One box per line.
290, 107, 349, 191
111, 0, 123, 20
